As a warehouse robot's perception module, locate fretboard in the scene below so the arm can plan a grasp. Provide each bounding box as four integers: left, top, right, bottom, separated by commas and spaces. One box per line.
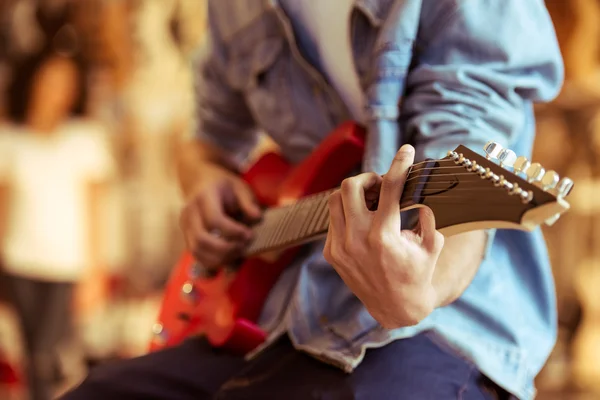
238, 147, 538, 257
244, 164, 426, 255
245, 190, 335, 255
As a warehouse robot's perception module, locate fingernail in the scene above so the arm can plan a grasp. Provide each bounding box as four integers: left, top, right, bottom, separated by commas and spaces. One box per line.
398, 144, 414, 154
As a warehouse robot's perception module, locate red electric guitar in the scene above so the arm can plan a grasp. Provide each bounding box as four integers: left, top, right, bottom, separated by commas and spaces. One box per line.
149, 122, 573, 355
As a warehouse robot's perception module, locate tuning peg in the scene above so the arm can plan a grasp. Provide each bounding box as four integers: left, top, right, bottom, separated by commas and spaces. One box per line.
513, 156, 531, 174
484, 142, 503, 160
556, 177, 574, 198
540, 170, 560, 190
525, 163, 545, 182
497, 149, 517, 168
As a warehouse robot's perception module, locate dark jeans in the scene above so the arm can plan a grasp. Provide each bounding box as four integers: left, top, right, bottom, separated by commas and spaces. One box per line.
61, 331, 514, 400
4, 273, 74, 400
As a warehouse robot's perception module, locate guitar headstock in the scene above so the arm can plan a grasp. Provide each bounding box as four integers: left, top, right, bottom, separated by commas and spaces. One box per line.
407, 142, 573, 235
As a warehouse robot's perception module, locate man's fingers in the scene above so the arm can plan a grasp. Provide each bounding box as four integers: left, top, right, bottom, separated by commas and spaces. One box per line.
339, 172, 382, 226
324, 190, 348, 267
328, 190, 346, 240
180, 198, 247, 269
201, 195, 253, 240
417, 206, 444, 255
374, 145, 415, 230
182, 207, 243, 261
186, 226, 244, 269
233, 182, 262, 222
323, 227, 333, 264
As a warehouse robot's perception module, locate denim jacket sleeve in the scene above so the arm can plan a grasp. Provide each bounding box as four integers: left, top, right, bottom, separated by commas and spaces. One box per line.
400, 0, 563, 256
404, 0, 564, 160
192, 17, 259, 169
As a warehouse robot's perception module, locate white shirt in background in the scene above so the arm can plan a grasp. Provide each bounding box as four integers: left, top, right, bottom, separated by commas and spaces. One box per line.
279, 0, 365, 122
0, 120, 115, 282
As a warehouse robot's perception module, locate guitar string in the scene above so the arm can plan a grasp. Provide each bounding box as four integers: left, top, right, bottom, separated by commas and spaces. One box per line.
248, 193, 529, 252
263, 174, 538, 216
271, 162, 533, 199
267, 173, 532, 209
247, 161, 540, 248
256, 170, 538, 227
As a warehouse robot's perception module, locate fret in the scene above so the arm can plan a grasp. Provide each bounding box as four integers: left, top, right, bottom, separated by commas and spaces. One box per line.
286, 199, 304, 243
243, 165, 430, 255
316, 193, 333, 234
265, 204, 294, 249
249, 207, 281, 252
258, 206, 287, 251
249, 206, 287, 254
296, 195, 322, 240
277, 210, 297, 246
260, 206, 289, 250
249, 217, 279, 250
285, 201, 308, 242
281, 203, 303, 247
307, 195, 330, 236
246, 217, 267, 254
316, 206, 330, 234
247, 232, 264, 254
308, 192, 331, 236
283, 200, 311, 245
251, 213, 269, 238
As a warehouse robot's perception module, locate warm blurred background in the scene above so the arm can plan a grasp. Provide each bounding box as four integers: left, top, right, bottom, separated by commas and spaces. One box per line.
0, 1, 598, 399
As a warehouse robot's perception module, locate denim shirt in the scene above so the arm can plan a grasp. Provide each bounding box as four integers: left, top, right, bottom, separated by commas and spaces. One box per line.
193, 1, 564, 399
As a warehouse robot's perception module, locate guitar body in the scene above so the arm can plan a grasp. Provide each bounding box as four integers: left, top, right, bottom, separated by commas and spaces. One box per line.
150, 122, 366, 354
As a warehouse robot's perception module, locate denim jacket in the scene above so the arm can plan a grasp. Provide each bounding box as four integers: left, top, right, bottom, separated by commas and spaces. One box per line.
193, 1, 564, 399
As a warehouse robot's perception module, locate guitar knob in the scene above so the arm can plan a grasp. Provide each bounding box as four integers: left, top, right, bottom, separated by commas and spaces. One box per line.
525, 163, 545, 182
556, 177, 574, 198
497, 149, 517, 168
152, 323, 168, 345
513, 156, 530, 174
181, 281, 200, 302
541, 170, 560, 190
484, 141, 503, 160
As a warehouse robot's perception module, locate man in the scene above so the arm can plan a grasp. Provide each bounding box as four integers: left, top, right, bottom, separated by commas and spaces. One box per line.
62, 0, 563, 399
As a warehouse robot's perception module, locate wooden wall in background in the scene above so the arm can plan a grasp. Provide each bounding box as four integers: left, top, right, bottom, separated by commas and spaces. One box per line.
537, 1, 600, 395
546, 0, 600, 85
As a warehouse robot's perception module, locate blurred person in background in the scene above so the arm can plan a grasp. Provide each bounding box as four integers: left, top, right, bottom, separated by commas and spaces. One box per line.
0, 53, 115, 400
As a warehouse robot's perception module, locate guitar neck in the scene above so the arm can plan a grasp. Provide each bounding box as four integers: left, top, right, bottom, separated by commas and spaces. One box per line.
245, 162, 426, 255
245, 190, 335, 256
244, 145, 572, 257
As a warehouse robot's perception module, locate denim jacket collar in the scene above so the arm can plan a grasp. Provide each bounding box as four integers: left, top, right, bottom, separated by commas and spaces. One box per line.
268, 0, 390, 26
